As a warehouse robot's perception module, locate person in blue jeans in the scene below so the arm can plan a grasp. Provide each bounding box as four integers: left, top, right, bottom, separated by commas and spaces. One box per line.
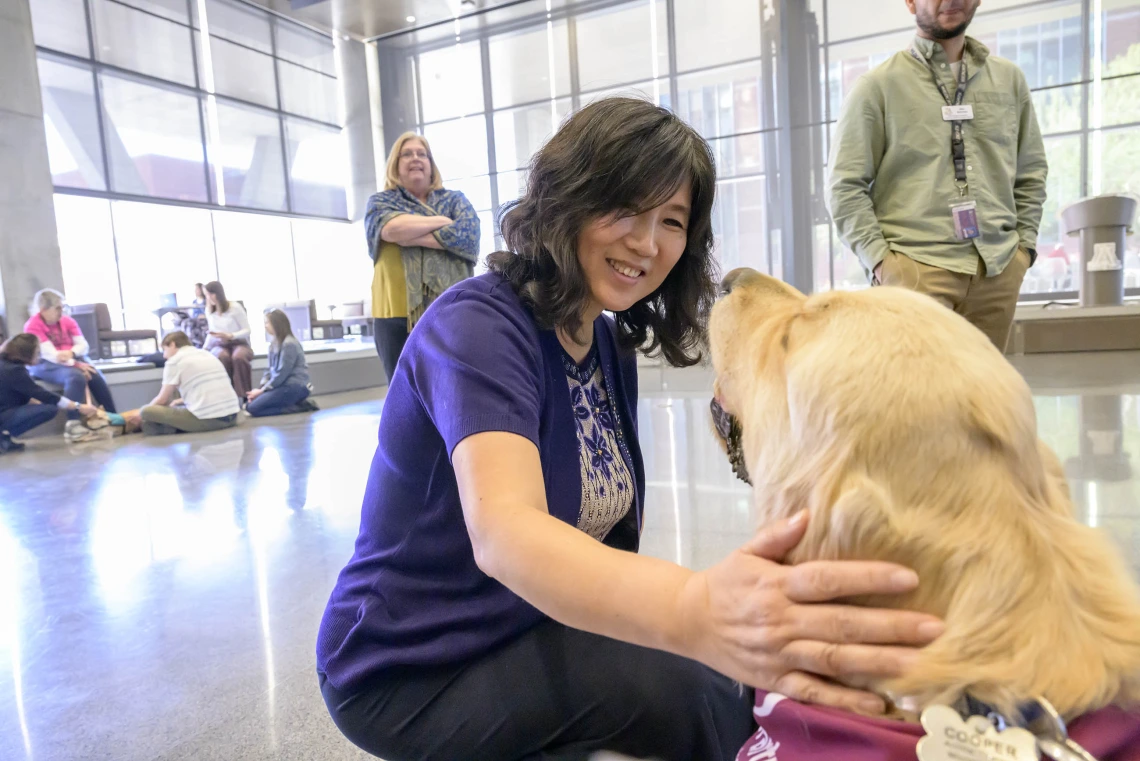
245, 309, 313, 417
0, 334, 98, 452
23, 288, 117, 421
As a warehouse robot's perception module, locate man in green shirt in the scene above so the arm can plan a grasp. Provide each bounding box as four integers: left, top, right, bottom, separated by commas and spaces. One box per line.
828, 0, 1048, 350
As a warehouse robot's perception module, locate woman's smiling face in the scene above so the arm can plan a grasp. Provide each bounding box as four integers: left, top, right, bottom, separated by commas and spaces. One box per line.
575, 184, 692, 318
397, 138, 431, 194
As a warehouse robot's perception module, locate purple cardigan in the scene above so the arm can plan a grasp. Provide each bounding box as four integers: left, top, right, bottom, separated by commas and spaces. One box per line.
316, 272, 646, 691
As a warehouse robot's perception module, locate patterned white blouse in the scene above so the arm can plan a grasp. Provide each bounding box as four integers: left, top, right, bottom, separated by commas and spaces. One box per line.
562, 346, 634, 542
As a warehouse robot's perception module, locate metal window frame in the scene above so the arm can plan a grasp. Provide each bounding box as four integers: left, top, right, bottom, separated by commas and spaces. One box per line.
54, 184, 358, 222
36, 0, 348, 220
381, 0, 1140, 297
82, 0, 128, 326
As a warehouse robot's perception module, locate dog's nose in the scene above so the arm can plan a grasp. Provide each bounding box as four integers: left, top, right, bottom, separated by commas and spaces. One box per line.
720, 268, 760, 296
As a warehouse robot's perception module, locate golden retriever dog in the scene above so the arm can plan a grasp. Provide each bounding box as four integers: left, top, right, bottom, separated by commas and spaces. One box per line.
709, 269, 1140, 760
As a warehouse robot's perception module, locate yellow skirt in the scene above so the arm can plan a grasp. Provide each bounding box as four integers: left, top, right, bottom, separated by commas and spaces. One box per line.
371, 242, 408, 320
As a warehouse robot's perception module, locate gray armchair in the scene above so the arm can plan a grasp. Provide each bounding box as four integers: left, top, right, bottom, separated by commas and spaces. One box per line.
72, 303, 158, 359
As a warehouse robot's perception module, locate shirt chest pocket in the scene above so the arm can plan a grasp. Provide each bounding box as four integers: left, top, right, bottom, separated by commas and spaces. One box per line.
970, 92, 1018, 147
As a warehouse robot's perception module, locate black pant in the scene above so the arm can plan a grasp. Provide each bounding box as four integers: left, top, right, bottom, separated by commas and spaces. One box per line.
319, 619, 754, 761
372, 317, 409, 384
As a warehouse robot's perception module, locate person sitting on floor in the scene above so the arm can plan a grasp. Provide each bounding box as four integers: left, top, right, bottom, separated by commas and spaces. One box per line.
23, 288, 117, 428
202, 281, 253, 398
139, 331, 240, 436
245, 309, 315, 418
0, 333, 97, 453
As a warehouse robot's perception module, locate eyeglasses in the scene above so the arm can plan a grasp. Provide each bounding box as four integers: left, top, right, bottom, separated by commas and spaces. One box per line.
399, 149, 430, 160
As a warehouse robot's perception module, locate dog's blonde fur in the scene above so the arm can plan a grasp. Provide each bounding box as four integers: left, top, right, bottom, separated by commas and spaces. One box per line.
709, 270, 1140, 719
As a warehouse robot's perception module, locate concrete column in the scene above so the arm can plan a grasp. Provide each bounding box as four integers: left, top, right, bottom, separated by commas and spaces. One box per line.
336, 37, 378, 222
376, 41, 419, 154
0, 0, 64, 340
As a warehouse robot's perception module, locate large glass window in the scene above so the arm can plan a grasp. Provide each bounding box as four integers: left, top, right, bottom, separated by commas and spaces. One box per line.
674, 0, 762, 71
213, 210, 297, 337
493, 100, 571, 172
419, 41, 485, 122
424, 117, 490, 180
207, 99, 288, 211
32, 0, 349, 220
99, 73, 210, 202
110, 201, 217, 329
91, 0, 197, 87
39, 1, 359, 334
54, 195, 123, 324
291, 218, 372, 313
39, 57, 107, 191
124, 0, 188, 24
675, 61, 764, 140
273, 21, 336, 75
575, 1, 668, 92
202, 0, 272, 53
53, 193, 374, 332
489, 24, 572, 109
29, 0, 90, 58
199, 34, 279, 109
277, 61, 339, 124
713, 177, 768, 275
285, 118, 348, 218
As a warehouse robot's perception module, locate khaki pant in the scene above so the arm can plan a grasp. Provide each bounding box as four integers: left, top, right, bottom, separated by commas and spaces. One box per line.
875, 248, 1031, 351
140, 405, 238, 436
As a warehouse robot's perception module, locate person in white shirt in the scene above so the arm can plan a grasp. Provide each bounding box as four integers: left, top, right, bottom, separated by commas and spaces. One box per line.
139, 331, 241, 436
202, 281, 253, 398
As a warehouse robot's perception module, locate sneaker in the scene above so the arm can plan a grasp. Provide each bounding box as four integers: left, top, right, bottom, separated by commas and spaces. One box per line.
64, 420, 110, 444
0, 433, 25, 453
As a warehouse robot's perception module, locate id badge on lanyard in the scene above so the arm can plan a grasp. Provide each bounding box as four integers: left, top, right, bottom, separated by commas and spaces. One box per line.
913, 49, 981, 241
950, 200, 980, 241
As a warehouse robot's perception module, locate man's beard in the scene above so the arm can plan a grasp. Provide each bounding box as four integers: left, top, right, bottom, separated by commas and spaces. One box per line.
916, 5, 976, 40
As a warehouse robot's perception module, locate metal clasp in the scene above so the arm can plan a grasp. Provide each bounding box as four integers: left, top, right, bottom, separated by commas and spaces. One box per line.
1025, 697, 1100, 761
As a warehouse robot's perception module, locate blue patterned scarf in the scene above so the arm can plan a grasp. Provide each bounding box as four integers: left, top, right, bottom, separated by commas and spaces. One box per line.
364, 187, 481, 329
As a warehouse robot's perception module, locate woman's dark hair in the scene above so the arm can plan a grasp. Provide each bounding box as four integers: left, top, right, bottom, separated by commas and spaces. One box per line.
488, 96, 718, 367
194, 282, 205, 298
0, 333, 41, 365
204, 281, 230, 315
264, 309, 294, 346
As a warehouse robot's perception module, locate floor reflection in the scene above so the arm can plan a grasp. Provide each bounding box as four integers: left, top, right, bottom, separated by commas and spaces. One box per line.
0, 354, 1137, 760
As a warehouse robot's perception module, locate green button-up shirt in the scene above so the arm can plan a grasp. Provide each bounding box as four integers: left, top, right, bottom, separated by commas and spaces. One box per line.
828, 36, 1048, 278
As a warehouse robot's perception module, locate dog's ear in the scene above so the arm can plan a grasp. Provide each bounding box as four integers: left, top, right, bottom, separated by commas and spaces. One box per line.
723, 269, 806, 303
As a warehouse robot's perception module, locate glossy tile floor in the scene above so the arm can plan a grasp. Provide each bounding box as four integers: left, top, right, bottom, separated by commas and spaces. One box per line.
1, 353, 1139, 760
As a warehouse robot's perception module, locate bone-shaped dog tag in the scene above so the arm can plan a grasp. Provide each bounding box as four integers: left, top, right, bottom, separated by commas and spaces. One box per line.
917, 704, 1040, 761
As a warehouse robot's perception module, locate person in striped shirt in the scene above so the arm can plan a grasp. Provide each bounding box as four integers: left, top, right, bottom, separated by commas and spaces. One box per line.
139, 331, 240, 436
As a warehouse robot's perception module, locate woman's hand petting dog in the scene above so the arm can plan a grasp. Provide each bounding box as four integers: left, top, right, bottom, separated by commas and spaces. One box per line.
675, 510, 944, 716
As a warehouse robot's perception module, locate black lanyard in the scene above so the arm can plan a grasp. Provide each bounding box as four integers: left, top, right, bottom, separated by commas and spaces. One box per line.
911, 50, 970, 188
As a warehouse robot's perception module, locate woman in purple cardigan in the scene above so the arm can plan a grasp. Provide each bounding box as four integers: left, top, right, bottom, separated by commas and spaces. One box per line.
317, 98, 944, 761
